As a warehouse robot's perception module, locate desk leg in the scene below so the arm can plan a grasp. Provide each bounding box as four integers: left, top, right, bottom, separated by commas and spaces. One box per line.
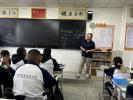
61, 69, 63, 92
130, 73, 133, 79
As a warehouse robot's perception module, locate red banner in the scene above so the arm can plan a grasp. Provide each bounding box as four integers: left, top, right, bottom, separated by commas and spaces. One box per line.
32, 8, 46, 18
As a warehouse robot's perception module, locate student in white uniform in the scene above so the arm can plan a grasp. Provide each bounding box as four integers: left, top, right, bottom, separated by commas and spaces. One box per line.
113, 57, 130, 79
40, 48, 61, 76
13, 49, 56, 100
12, 47, 27, 71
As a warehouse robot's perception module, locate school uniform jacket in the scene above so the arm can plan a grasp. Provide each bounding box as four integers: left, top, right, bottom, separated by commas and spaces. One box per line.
13, 62, 56, 98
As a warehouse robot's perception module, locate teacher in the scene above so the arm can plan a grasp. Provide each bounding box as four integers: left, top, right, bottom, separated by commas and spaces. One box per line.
77, 33, 95, 78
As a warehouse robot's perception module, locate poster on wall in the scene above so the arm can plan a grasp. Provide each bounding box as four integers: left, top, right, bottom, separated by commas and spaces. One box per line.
32, 8, 46, 19
59, 8, 87, 20
0, 8, 18, 18
92, 25, 114, 49
125, 24, 133, 50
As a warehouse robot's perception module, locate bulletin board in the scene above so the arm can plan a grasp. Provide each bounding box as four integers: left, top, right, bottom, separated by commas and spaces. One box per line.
92, 25, 114, 49
125, 24, 133, 50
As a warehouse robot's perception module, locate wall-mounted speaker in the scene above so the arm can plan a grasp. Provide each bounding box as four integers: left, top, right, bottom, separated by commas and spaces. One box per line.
87, 11, 93, 20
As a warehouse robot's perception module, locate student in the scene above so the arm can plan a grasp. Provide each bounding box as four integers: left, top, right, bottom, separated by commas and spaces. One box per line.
0, 50, 14, 98
104, 56, 130, 79
12, 47, 27, 70
104, 57, 130, 98
0, 50, 15, 77
13, 49, 56, 100
112, 57, 130, 79
77, 33, 95, 78
110, 57, 130, 99
104, 57, 119, 77
40, 48, 61, 76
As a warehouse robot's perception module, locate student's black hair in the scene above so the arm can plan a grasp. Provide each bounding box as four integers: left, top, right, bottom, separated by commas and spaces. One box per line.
17, 47, 26, 55
41, 48, 52, 63
113, 56, 123, 69
0, 50, 10, 57
43, 48, 51, 55
1, 50, 11, 64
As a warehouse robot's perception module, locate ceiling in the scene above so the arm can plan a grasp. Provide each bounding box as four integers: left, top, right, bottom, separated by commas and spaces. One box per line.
0, 0, 133, 8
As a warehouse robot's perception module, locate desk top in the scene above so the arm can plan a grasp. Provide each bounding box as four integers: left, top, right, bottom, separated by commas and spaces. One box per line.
112, 79, 133, 92
59, 64, 65, 69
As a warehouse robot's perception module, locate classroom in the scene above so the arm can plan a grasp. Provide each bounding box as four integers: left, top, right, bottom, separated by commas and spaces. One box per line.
0, 0, 133, 100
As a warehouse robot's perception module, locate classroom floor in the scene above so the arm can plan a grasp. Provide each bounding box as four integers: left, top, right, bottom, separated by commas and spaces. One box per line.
62, 79, 103, 100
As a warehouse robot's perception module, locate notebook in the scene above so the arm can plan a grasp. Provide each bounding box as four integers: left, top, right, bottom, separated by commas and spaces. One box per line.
113, 78, 129, 85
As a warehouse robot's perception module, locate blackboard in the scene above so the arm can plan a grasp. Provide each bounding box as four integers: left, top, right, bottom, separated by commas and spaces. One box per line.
0, 19, 86, 49
0, 19, 17, 46
0, 19, 59, 47
59, 20, 86, 49
16, 19, 59, 47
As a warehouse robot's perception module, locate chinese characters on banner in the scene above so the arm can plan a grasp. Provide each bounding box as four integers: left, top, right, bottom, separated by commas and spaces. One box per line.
59, 8, 87, 20
32, 8, 46, 19
0, 8, 18, 18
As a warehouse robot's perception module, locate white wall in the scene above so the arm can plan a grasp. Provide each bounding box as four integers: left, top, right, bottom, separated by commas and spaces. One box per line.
1, 7, 133, 72
126, 6, 133, 23
86, 8, 124, 50
86, 7, 133, 68
0, 7, 81, 72
121, 6, 133, 67
18, 7, 59, 19
46, 8, 58, 19
19, 8, 31, 18
0, 47, 81, 72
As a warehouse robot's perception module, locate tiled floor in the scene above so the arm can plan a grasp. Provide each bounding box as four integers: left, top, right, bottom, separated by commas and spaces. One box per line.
62, 72, 103, 100
63, 79, 102, 100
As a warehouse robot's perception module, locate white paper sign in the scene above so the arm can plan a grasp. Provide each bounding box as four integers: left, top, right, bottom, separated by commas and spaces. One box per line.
92, 26, 114, 48
59, 8, 87, 20
0, 8, 18, 18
